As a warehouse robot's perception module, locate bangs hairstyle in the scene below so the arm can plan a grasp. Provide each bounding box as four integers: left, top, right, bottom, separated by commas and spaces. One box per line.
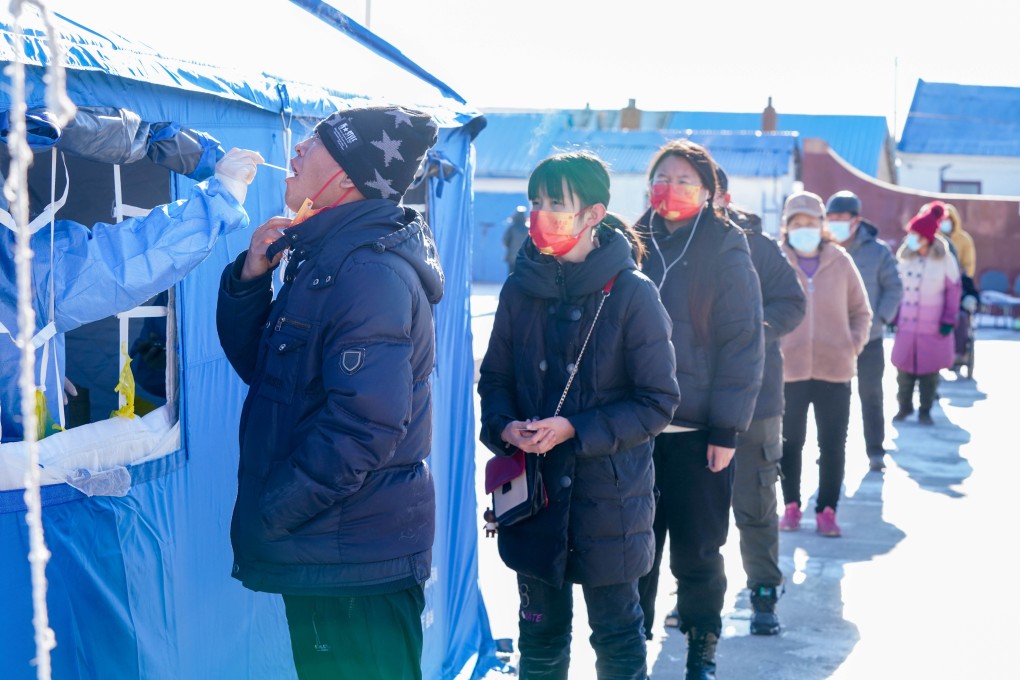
528, 151, 611, 209
646, 139, 719, 202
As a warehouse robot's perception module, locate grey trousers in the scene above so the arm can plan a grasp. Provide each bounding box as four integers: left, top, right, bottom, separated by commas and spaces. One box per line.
732, 416, 783, 588
856, 338, 887, 457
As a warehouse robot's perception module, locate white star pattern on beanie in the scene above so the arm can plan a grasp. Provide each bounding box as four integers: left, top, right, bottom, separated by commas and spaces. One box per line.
387, 108, 415, 128
371, 130, 404, 167
364, 168, 399, 199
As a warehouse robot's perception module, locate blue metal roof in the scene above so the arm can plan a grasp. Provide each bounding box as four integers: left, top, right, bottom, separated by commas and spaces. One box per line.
476, 114, 798, 179
667, 112, 888, 175
472, 111, 570, 177
549, 129, 797, 177
476, 109, 884, 179
898, 80, 1020, 157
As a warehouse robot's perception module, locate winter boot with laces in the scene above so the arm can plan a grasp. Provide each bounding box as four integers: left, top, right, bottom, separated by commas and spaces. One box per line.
684, 627, 718, 680
749, 584, 783, 635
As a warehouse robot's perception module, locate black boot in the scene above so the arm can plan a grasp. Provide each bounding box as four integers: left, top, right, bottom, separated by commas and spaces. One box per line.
685, 628, 718, 680
918, 409, 934, 425
892, 403, 913, 422
749, 584, 782, 635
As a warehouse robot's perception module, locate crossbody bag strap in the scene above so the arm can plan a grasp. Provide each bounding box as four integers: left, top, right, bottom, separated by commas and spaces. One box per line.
552, 274, 618, 417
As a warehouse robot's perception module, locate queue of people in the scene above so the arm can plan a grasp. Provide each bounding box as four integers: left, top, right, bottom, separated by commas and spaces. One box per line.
6, 100, 982, 680
485, 142, 981, 678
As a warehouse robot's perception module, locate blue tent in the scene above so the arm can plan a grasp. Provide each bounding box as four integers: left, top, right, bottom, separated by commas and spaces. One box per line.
0, 4, 496, 679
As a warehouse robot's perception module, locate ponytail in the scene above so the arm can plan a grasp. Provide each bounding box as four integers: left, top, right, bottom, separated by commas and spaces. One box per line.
601, 212, 647, 262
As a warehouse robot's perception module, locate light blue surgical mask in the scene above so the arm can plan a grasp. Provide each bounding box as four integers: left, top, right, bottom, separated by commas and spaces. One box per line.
828, 220, 852, 242
788, 227, 822, 254
939, 220, 953, 234
904, 233, 923, 251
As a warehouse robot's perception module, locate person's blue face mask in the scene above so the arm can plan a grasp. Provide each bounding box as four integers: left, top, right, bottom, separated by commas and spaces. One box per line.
828, 220, 852, 242
788, 227, 822, 254
904, 232, 923, 252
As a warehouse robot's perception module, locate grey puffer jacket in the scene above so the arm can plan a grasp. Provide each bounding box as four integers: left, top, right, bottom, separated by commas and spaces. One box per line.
845, 220, 903, 341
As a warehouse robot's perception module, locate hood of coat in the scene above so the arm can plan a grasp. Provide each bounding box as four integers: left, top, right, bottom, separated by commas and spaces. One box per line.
896, 232, 950, 261
854, 219, 880, 244
726, 207, 763, 235
288, 198, 444, 304
512, 226, 636, 300
944, 203, 962, 234
843, 218, 880, 255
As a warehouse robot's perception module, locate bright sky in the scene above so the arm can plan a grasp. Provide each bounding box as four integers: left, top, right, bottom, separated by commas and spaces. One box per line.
19, 0, 1020, 140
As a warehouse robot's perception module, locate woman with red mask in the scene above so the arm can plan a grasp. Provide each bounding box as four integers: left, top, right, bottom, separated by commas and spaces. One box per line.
478, 151, 680, 679
633, 139, 765, 679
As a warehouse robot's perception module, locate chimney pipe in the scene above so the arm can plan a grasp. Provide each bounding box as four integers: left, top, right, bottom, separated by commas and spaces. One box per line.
620, 98, 641, 130
762, 96, 777, 133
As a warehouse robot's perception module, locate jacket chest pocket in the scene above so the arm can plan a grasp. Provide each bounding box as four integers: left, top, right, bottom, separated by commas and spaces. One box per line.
257, 317, 314, 404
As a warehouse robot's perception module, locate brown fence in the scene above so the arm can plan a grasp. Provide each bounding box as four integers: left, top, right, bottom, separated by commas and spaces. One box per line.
801, 138, 1020, 295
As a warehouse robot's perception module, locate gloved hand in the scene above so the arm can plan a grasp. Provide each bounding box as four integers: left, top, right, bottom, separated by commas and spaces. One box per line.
939, 323, 954, 336
886, 323, 897, 334
62, 376, 78, 406
215, 148, 265, 204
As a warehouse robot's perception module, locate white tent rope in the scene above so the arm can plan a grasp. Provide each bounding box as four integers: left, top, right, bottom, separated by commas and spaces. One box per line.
5, 2, 77, 679
45, 149, 64, 430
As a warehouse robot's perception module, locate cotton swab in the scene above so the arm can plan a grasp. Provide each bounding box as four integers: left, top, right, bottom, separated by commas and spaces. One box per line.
260, 161, 290, 173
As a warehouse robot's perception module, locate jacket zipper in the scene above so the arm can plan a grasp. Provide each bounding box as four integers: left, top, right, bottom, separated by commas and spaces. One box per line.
806, 276, 815, 376
275, 316, 312, 332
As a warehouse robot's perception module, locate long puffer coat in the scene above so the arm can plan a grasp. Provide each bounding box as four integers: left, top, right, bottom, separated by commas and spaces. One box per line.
892, 235, 962, 375
478, 228, 680, 589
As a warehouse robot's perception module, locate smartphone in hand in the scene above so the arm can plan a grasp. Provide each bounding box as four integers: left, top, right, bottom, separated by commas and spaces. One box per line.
517, 427, 538, 435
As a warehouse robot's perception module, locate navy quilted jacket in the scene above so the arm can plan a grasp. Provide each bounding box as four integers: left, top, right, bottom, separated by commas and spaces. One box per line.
217, 199, 442, 596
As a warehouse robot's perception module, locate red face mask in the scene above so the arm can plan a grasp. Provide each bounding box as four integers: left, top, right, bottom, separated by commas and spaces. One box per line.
650, 183, 705, 221
529, 209, 589, 257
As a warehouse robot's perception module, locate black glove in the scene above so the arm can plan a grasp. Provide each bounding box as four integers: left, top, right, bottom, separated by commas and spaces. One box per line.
939, 323, 954, 336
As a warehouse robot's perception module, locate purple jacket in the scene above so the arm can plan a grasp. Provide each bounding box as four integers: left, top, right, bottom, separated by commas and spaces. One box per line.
891, 236, 962, 375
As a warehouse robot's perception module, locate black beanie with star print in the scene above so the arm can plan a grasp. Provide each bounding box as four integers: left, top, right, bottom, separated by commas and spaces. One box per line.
314, 105, 438, 202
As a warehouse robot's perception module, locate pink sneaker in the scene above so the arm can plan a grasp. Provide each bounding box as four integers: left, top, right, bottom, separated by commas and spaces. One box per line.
816, 507, 842, 537
779, 502, 802, 531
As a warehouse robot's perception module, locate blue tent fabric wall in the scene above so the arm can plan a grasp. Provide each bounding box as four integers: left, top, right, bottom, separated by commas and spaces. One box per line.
0, 5, 495, 679
421, 127, 500, 680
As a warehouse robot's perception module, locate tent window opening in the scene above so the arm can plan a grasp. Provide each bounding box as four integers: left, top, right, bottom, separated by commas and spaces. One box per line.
0, 151, 182, 495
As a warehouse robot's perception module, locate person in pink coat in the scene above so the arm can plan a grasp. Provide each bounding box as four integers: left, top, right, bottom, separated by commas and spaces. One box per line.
891, 201, 962, 425
777, 192, 872, 538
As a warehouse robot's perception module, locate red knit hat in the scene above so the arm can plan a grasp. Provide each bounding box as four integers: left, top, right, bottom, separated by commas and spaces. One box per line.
907, 201, 944, 242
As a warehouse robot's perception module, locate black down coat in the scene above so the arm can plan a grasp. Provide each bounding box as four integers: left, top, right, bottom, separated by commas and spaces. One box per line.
216, 199, 442, 596
634, 208, 764, 448
730, 209, 806, 420
478, 228, 680, 588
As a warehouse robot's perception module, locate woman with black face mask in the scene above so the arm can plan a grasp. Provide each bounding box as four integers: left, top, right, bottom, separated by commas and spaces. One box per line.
478, 150, 680, 680
632, 139, 765, 680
